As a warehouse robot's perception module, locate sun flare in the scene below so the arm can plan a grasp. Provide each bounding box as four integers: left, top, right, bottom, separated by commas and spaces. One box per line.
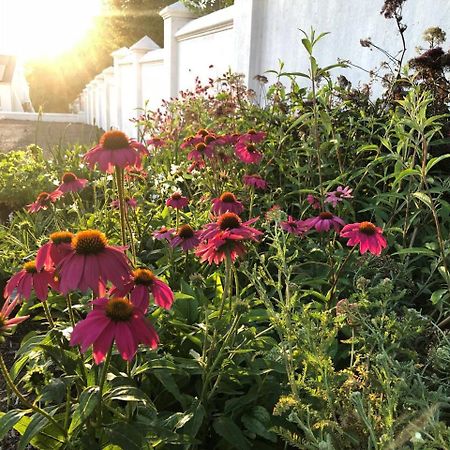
1, 0, 103, 60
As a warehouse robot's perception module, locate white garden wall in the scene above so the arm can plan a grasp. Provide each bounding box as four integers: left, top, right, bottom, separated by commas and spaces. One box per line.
75, 0, 450, 138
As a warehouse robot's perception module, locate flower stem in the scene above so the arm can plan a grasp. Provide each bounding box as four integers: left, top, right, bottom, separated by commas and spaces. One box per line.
0, 353, 67, 437
42, 301, 55, 328
248, 186, 255, 218
115, 167, 127, 247
97, 346, 113, 426
217, 253, 232, 321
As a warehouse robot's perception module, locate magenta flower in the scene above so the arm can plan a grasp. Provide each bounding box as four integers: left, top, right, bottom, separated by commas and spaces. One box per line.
196, 213, 262, 265
146, 137, 166, 148
307, 194, 321, 210
36, 231, 74, 271
243, 174, 268, 190
57, 172, 88, 193
325, 186, 353, 208
70, 296, 159, 364
0, 297, 29, 337
187, 159, 206, 173
170, 224, 201, 251
110, 197, 138, 210
340, 221, 387, 255
304, 212, 345, 233
27, 190, 62, 213
180, 129, 210, 149
280, 216, 308, 235
212, 192, 244, 215
152, 226, 175, 241
4, 261, 58, 302
84, 130, 148, 173
187, 142, 215, 161
166, 192, 189, 209
58, 230, 132, 295
237, 129, 267, 144
112, 268, 174, 310
235, 142, 263, 164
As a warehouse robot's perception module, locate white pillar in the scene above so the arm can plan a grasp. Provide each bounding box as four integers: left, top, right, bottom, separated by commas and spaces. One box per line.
160, 2, 196, 99
111, 47, 129, 131
102, 66, 114, 131
234, 0, 265, 92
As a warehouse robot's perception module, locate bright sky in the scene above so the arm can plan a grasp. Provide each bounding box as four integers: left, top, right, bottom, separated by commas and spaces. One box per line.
1, 0, 103, 60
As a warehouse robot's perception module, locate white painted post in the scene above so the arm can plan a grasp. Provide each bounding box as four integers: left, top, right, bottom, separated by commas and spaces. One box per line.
160, 2, 196, 99
102, 66, 114, 131
233, 0, 263, 93
94, 74, 105, 130
111, 47, 129, 131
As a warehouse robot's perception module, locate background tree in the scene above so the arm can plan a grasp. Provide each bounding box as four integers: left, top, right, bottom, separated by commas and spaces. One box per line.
26, 0, 172, 113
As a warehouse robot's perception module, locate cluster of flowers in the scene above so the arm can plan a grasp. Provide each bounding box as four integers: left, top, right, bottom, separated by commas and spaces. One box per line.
4, 229, 173, 364
281, 186, 387, 255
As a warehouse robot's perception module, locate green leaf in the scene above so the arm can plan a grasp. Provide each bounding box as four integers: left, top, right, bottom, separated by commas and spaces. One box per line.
426, 154, 450, 172
69, 386, 99, 434
393, 247, 437, 257
173, 292, 199, 324
105, 423, 144, 450
105, 386, 156, 411
213, 416, 251, 450
0, 410, 28, 440
412, 192, 432, 209
431, 289, 449, 305
18, 413, 48, 450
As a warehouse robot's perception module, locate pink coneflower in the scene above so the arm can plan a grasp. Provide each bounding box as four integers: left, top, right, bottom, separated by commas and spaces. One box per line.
325, 186, 353, 208
36, 231, 74, 271
188, 142, 215, 161
110, 197, 138, 210
57, 172, 88, 193
170, 224, 201, 251
152, 226, 175, 241
146, 137, 166, 148
340, 221, 387, 255
27, 191, 62, 213
70, 296, 159, 364
187, 159, 206, 173
280, 216, 308, 235
0, 297, 29, 338
237, 129, 267, 144
58, 230, 132, 295
84, 130, 148, 173
212, 192, 244, 215
243, 174, 268, 190
166, 192, 189, 209
112, 268, 174, 310
235, 143, 263, 164
196, 213, 262, 265
4, 261, 58, 302
180, 135, 203, 149
307, 194, 320, 210
218, 133, 240, 146
304, 212, 345, 233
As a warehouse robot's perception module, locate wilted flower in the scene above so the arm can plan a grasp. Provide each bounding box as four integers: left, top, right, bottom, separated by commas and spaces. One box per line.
243, 174, 268, 190
110, 197, 138, 210
0, 296, 29, 340
281, 216, 308, 235
306, 194, 320, 210
27, 191, 62, 213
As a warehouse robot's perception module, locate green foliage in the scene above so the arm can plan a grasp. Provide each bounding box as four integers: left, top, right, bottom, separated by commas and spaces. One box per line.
2, 26, 450, 450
